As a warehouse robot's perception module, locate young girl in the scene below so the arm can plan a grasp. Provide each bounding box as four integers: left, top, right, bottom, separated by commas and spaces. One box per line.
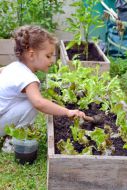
0, 25, 86, 137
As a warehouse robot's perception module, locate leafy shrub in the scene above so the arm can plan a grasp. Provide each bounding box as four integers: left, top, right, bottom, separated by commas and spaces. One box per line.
110, 57, 127, 94
110, 57, 127, 77
0, 0, 64, 38
0, 0, 18, 38
21, 0, 64, 32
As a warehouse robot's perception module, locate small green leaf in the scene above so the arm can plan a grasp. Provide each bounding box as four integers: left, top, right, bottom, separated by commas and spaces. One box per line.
123, 143, 127, 149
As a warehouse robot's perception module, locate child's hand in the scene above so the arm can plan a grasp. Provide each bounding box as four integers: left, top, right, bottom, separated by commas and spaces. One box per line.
67, 109, 86, 119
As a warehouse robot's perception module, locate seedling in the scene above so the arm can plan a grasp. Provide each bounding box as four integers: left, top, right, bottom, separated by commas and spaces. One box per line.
66, 0, 104, 60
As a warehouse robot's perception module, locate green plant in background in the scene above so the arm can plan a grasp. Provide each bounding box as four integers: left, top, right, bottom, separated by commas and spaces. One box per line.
36, 70, 46, 84
21, 0, 64, 32
65, 0, 103, 60
110, 57, 127, 77
109, 56, 127, 94
119, 71, 127, 94
0, 0, 64, 38
0, 0, 18, 38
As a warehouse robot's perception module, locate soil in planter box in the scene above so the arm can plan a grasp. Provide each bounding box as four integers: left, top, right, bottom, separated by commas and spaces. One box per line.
65, 42, 104, 61
54, 103, 127, 156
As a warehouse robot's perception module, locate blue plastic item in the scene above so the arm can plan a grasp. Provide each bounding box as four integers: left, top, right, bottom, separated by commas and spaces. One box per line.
106, 0, 127, 57
82, 0, 115, 40
116, 0, 127, 21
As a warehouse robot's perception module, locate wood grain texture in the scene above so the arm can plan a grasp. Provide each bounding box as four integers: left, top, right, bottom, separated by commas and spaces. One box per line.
48, 115, 55, 156
0, 39, 16, 65
48, 155, 127, 190
48, 115, 127, 190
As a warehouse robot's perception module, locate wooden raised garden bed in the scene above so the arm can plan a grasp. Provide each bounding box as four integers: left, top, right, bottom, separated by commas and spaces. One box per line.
47, 115, 127, 190
60, 40, 110, 73
46, 63, 127, 190
0, 39, 16, 66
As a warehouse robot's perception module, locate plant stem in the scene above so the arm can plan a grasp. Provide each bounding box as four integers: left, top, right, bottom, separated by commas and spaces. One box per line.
84, 31, 89, 60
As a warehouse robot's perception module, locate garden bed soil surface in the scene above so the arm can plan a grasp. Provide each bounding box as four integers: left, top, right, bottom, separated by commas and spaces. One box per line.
65, 42, 104, 61
54, 103, 127, 156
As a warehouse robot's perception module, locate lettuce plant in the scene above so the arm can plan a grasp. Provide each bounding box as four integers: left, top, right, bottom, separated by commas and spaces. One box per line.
57, 139, 78, 155
5, 124, 42, 141
70, 118, 89, 146
47, 60, 127, 154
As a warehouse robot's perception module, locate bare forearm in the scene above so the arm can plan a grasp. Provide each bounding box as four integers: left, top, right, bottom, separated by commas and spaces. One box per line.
36, 98, 69, 116
26, 82, 86, 118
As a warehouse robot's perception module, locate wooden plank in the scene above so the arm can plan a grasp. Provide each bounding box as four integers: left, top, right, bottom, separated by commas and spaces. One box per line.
48, 115, 55, 156
0, 39, 15, 54
48, 155, 127, 190
60, 40, 69, 58
0, 55, 16, 66
0, 39, 16, 66
81, 61, 110, 73
95, 43, 110, 64
47, 116, 127, 190
60, 42, 69, 63
60, 40, 110, 73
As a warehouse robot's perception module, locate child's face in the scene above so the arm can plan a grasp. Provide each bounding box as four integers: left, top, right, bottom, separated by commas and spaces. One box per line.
32, 40, 55, 72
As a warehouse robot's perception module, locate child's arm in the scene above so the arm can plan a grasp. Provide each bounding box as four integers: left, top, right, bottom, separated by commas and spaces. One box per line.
25, 82, 86, 118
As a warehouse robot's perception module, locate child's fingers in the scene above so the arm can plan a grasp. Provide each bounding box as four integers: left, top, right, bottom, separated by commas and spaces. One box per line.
68, 109, 85, 118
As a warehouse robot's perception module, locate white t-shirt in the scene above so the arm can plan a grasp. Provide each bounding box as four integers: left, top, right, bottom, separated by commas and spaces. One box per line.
0, 61, 40, 115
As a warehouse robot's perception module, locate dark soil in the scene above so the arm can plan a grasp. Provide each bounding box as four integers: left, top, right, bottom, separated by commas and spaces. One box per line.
15, 150, 38, 165
54, 103, 127, 156
65, 41, 104, 61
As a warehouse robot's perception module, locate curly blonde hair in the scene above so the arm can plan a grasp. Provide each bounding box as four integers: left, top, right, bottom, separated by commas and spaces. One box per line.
12, 25, 57, 61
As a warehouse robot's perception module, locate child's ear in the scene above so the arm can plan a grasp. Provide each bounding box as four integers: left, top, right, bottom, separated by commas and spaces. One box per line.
28, 48, 34, 58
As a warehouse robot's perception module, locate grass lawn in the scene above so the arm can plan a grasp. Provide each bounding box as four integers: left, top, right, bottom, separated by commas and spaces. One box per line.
0, 113, 47, 190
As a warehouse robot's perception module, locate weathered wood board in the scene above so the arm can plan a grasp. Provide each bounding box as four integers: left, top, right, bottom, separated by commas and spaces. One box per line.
60, 40, 110, 73
47, 115, 127, 190
0, 39, 16, 66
